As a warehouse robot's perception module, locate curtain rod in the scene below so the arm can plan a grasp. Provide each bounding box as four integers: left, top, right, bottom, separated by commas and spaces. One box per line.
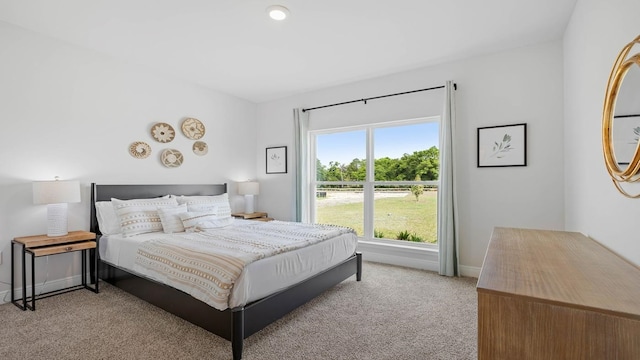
614, 114, 640, 118
301, 84, 455, 113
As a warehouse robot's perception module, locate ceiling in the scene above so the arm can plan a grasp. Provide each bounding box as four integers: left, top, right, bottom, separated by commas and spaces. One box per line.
0, 0, 577, 103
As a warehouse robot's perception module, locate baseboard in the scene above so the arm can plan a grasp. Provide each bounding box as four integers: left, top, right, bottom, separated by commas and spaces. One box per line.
358, 241, 480, 278
0, 274, 85, 305
459, 265, 481, 278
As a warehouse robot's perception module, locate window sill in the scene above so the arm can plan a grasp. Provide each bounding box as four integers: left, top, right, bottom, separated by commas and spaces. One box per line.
357, 238, 439, 272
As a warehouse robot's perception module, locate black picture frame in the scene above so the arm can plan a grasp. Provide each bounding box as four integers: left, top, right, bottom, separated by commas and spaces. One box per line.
266, 146, 287, 174
477, 123, 527, 167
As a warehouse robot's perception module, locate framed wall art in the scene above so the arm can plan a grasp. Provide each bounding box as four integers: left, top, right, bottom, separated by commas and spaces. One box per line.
266, 146, 287, 174
477, 123, 527, 167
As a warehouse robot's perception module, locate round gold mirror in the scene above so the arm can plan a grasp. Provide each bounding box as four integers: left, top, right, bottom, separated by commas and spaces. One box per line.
602, 35, 640, 197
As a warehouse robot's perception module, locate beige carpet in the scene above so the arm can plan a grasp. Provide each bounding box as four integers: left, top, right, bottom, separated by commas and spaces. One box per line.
0, 262, 477, 360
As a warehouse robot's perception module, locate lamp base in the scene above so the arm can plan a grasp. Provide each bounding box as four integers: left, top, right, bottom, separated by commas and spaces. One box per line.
244, 194, 255, 215
46, 203, 69, 237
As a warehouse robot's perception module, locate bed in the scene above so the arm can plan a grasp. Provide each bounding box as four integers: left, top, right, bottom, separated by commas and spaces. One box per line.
89, 183, 362, 360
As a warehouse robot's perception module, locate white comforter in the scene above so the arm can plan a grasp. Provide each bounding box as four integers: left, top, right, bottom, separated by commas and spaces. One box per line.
101, 220, 357, 310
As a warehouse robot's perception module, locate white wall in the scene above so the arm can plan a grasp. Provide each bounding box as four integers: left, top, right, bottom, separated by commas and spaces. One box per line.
256, 41, 565, 270
0, 21, 257, 298
564, 0, 640, 266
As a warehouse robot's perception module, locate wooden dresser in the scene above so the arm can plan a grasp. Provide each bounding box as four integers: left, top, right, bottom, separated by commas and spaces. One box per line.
477, 227, 640, 359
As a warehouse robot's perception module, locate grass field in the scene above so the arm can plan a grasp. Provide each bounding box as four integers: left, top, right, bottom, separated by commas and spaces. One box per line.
316, 190, 438, 243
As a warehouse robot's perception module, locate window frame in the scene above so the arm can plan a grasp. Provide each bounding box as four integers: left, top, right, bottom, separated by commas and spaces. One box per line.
310, 116, 440, 249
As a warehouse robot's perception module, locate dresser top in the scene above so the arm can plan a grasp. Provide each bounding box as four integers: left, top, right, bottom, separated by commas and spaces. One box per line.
477, 227, 640, 319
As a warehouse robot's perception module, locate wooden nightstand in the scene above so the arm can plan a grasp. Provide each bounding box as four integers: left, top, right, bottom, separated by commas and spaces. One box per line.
11, 230, 99, 311
231, 212, 274, 222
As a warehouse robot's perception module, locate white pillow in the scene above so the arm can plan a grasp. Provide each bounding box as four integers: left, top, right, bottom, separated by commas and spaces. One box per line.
175, 194, 231, 216
179, 211, 233, 232
95, 201, 122, 235
157, 204, 188, 233
112, 197, 178, 237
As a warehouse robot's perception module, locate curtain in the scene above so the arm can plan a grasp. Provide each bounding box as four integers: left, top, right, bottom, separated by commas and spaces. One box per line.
293, 108, 310, 222
438, 81, 459, 276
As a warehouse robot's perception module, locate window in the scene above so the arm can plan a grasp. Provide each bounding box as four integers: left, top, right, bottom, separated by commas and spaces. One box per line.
311, 117, 440, 245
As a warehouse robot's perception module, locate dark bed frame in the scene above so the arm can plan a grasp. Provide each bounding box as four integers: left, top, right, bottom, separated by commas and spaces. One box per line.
89, 183, 362, 360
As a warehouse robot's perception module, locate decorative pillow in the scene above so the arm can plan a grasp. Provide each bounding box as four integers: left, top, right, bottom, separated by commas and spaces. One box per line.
175, 194, 231, 216
157, 204, 188, 233
179, 211, 233, 232
95, 201, 122, 235
112, 197, 178, 237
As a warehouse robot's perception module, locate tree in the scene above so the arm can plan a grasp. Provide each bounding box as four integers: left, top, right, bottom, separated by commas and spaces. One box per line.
316, 159, 327, 181
410, 174, 424, 201
344, 158, 366, 181
318, 146, 439, 183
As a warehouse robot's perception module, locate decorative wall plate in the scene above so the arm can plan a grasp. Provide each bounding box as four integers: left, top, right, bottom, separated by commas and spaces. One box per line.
151, 122, 175, 143
129, 141, 151, 159
193, 141, 208, 155
161, 149, 183, 168
181, 118, 205, 140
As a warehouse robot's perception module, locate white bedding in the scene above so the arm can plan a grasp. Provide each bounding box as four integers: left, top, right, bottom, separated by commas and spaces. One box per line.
99, 220, 357, 308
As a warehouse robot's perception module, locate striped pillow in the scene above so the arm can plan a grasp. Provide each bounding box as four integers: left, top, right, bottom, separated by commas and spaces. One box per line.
157, 204, 188, 233
175, 194, 231, 217
179, 211, 233, 232
112, 197, 178, 237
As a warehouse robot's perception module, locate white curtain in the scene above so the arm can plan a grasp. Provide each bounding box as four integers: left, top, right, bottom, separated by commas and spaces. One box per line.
438, 81, 459, 276
294, 108, 310, 222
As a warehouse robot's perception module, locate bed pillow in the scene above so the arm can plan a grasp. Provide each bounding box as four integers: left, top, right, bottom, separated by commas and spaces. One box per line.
179, 211, 233, 232
95, 201, 122, 235
112, 197, 179, 237
157, 204, 188, 233
175, 194, 231, 217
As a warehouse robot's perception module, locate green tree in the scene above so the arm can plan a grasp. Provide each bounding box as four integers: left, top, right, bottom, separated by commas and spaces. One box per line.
318, 146, 439, 183
410, 174, 424, 201
344, 158, 366, 181
325, 161, 345, 182
316, 159, 327, 181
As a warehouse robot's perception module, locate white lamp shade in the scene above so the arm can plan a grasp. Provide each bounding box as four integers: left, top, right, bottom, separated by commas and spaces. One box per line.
238, 181, 259, 196
33, 180, 81, 205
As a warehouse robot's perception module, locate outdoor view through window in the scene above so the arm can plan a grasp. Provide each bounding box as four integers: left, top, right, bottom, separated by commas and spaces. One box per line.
314, 119, 439, 244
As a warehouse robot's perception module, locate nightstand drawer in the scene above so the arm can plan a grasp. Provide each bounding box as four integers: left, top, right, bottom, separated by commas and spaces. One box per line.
28, 241, 96, 257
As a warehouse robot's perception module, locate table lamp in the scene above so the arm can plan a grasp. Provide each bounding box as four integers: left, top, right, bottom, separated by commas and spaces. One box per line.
238, 181, 259, 214
32, 178, 81, 237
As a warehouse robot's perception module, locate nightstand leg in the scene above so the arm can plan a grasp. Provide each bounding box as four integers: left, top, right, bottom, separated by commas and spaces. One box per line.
30, 251, 35, 311
21, 245, 26, 310
81, 249, 86, 286
10, 241, 26, 310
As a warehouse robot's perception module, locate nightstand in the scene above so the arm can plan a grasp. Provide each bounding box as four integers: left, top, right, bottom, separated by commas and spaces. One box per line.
231, 212, 274, 222
11, 230, 99, 311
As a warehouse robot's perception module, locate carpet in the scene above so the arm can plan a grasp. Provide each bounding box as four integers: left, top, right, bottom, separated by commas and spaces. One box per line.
0, 262, 477, 359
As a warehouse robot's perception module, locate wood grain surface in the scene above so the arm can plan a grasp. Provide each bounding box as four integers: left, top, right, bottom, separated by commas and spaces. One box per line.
477, 227, 640, 359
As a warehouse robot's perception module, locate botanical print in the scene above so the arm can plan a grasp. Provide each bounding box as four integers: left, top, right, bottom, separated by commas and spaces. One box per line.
266, 146, 287, 173
490, 134, 514, 159
477, 123, 526, 167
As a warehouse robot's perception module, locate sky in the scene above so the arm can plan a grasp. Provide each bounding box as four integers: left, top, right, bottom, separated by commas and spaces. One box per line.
316, 122, 439, 165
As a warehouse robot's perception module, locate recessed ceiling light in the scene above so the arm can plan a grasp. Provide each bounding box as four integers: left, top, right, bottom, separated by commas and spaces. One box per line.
267, 5, 290, 21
